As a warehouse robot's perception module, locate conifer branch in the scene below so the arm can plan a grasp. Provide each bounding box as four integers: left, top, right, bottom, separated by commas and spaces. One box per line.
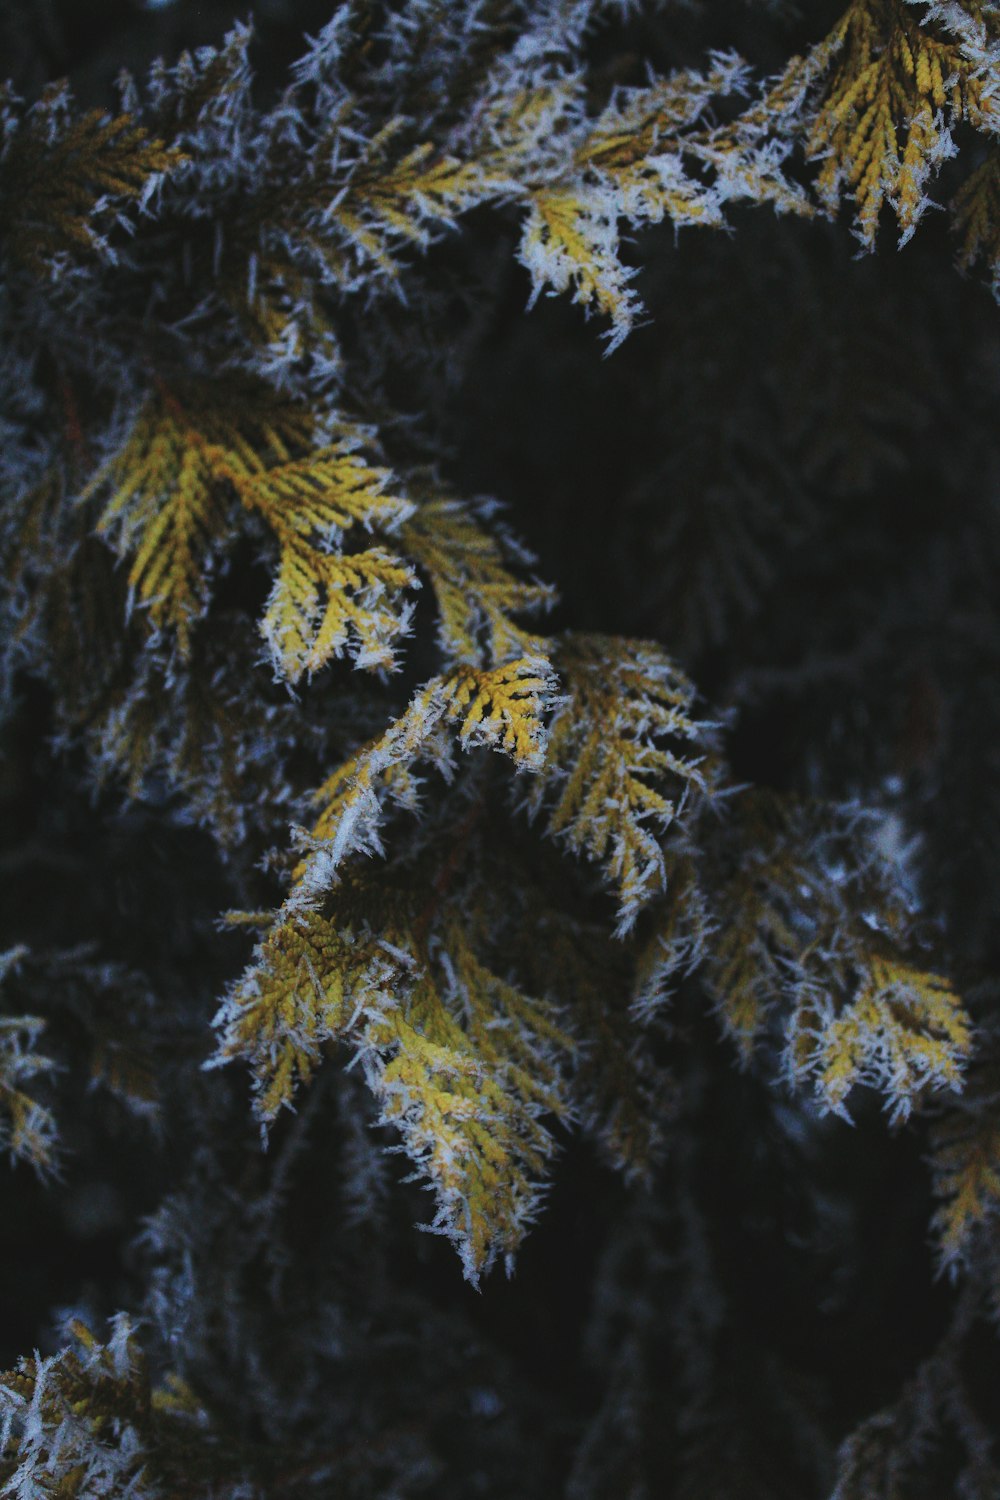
0, 84, 183, 274
527, 634, 723, 936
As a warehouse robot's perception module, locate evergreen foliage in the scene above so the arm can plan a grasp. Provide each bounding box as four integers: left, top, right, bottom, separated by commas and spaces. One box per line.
3, 0, 1000, 1494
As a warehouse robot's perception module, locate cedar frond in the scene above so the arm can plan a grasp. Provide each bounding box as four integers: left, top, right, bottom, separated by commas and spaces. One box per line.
929, 1042, 1000, 1271
749, 0, 1000, 248
704, 790, 822, 1061
213, 656, 559, 1188
527, 633, 722, 935
520, 187, 643, 352
705, 793, 972, 1122
0, 1317, 154, 1498
261, 537, 414, 679
0, 84, 182, 274
87, 387, 416, 675
400, 497, 556, 665
572, 56, 805, 225
788, 952, 970, 1122
90, 395, 233, 648
144, 20, 253, 136
931, 1111, 1000, 1269
0, 1315, 217, 1498
212, 99, 501, 347
325, 113, 493, 279
211, 867, 573, 1282
298, 656, 558, 889
508, 57, 805, 348
440, 656, 556, 766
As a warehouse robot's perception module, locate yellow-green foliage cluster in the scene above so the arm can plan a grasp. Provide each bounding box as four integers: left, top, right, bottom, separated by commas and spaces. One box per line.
0, 84, 181, 273
749, 0, 1000, 246
526, 633, 723, 934
509, 53, 809, 349
704, 794, 970, 1122
215, 877, 574, 1280
0, 1317, 219, 1499
928, 1024, 1000, 1272
210, 652, 972, 1277
82, 384, 564, 688
1, 0, 985, 1291
1, 10, 996, 1492
88, 389, 416, 674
